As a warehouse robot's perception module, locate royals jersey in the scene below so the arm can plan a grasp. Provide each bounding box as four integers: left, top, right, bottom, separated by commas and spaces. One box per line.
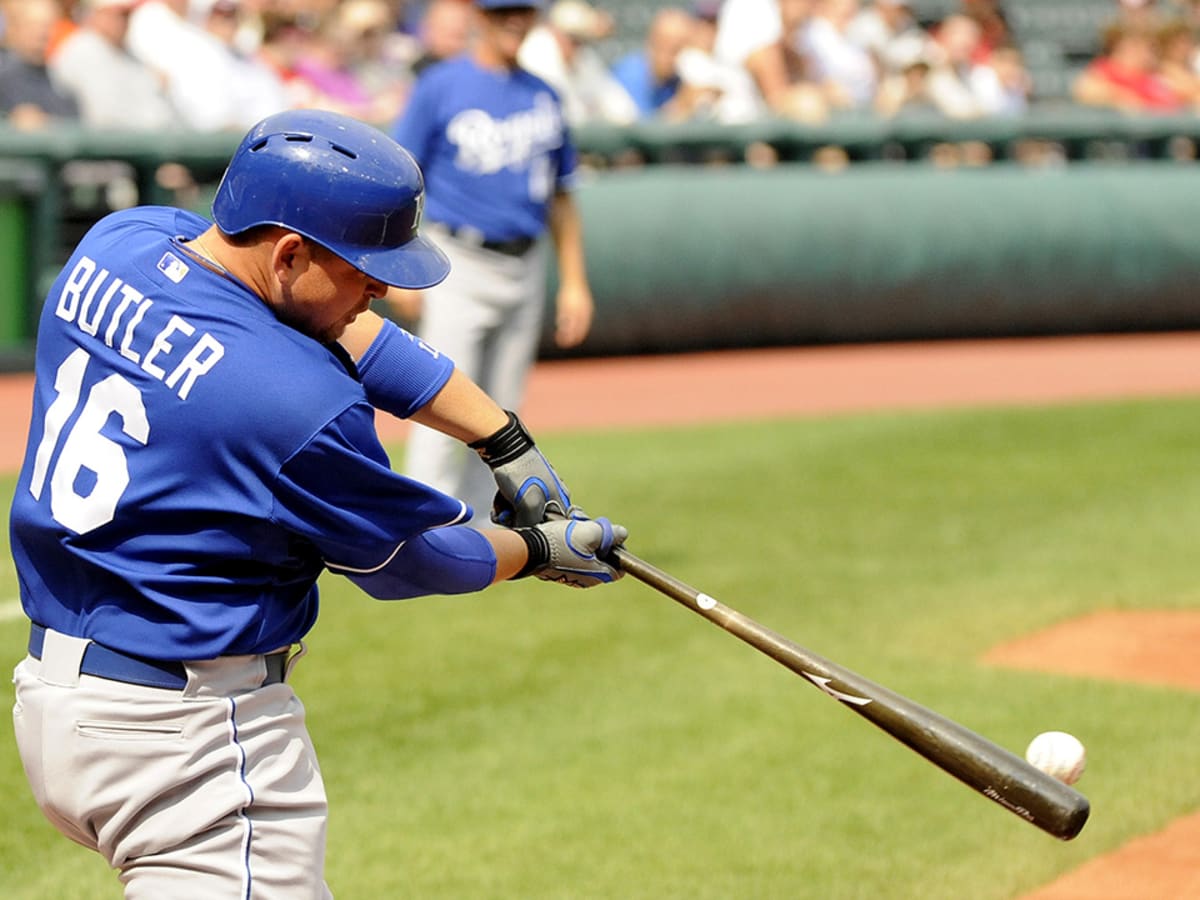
9, 207, 477, 660
392, 55, 578, 242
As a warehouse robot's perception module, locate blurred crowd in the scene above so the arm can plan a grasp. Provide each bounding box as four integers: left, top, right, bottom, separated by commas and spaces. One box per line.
3, 0, 1200, 136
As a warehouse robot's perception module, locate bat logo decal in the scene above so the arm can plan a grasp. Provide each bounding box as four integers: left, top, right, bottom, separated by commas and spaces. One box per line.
802, 672, 873, 706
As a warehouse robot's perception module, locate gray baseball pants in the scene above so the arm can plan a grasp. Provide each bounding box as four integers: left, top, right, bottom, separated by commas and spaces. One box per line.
12, 628, 331, 898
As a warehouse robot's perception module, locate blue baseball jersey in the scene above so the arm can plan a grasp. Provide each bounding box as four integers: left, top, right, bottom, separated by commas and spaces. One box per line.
392, 55, 578, 242
9, 207, 490, 660
612, 52, 680, 117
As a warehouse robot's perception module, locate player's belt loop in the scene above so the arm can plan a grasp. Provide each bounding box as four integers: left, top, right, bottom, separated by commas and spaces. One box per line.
264, 649, 288, 685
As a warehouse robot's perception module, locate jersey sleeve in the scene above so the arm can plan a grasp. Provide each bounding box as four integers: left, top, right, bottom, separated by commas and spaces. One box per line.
356, 318, 454, 419
555, 122, 580, 192
328, 524, 497, 599
271, 402, 496, 599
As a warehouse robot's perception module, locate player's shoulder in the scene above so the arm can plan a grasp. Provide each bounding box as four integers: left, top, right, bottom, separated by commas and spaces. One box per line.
83, 205, 203, 241
65, 207, 200, 274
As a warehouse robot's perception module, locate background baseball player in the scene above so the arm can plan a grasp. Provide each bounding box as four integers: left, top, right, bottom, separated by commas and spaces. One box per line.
9, 109, 624, 897
389, 0, 595, 526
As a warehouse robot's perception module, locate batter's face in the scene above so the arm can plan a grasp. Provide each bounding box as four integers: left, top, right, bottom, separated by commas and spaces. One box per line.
270, 236, 386, 343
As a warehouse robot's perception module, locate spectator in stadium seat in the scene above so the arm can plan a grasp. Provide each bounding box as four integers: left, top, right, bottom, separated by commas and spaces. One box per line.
968, 43, 1032, 115
298, 0, 410, 123
873, 56, 935, 116
0, 0, 79, 130
255, 10, 319, 106
51, 0, 202, 208
49, 0, 179, 130
518, 0, 639, 126
959, 0, 1011, 62
673, 0, 764, 123
1072, 18, 1185, 112
713, 0, 830, 122
797, 0, 879, 110
924, 12, 987, 117
197, 0, 295, 127
611, 7, 693, 119
126, 0, 246, 131
846, 0, 930, 76
46, 0, 80, 58
281, 1, 401, 123
1154, 17, 1200, 107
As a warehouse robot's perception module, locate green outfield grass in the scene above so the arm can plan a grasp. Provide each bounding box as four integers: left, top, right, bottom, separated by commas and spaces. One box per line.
3, 397, 1200, 898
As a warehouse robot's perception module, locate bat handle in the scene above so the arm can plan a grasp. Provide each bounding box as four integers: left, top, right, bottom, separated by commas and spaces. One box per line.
611, 546, 730, 619
612, 546, 694, 597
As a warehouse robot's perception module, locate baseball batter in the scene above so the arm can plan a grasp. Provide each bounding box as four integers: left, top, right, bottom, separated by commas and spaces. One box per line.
9, 109, 624, 897
390, 0, 595, 526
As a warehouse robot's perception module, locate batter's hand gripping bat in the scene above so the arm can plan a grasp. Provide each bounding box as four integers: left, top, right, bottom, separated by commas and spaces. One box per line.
610, 546, 1090, 841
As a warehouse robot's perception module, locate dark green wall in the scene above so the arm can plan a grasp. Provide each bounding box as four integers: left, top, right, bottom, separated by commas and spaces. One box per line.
548, 162, 1200, 356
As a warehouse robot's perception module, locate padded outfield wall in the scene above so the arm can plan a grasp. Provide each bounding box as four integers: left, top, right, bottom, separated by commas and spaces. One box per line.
545, 162, 1200, 357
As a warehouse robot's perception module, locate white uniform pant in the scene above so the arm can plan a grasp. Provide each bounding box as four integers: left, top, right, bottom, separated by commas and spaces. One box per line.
404, 229, 548, 525
12, 629, 331, 899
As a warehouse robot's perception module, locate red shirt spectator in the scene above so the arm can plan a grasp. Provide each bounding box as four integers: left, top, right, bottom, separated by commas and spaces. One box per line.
1073, 20, 1185, 112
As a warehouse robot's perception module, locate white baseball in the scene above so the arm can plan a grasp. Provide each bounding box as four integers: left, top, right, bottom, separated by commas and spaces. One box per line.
1025, 731, 1086, 785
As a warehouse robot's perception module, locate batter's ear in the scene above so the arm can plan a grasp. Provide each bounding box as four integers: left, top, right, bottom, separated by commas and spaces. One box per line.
271, 232, 311, 285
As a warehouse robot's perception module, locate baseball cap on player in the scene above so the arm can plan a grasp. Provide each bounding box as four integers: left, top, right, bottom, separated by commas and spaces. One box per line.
211, 109, 450, 290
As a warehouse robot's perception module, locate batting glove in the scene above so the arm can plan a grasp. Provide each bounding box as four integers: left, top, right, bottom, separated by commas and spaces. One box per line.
469, 411, 579, 527
514, 517, 628, 588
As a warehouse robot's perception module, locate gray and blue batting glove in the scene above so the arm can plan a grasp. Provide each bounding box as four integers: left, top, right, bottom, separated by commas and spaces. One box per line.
514, 517, 628, 588
469, 411, 580, 527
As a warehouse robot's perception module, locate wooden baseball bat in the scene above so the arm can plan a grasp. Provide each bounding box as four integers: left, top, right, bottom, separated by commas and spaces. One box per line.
610, 546, 1090, 841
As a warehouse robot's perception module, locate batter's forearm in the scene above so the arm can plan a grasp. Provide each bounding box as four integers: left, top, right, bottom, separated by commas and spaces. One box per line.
408, 368, 510, 443
339, 310, 387, 360
486, 528, 532, 582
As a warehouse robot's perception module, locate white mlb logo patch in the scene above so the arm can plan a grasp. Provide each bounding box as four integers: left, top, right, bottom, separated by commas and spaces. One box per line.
157, 252, 190, 283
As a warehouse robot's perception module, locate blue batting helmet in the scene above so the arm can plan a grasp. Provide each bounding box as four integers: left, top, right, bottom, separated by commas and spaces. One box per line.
211, 109, 450, 289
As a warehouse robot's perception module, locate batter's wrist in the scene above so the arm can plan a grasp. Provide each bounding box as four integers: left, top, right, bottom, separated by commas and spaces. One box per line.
469, 410, 533, 468
513, 526, 550, 579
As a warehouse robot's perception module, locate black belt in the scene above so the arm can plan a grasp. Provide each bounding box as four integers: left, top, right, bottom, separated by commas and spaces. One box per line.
442, 225, 537, 257
28, 623, 288, 691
